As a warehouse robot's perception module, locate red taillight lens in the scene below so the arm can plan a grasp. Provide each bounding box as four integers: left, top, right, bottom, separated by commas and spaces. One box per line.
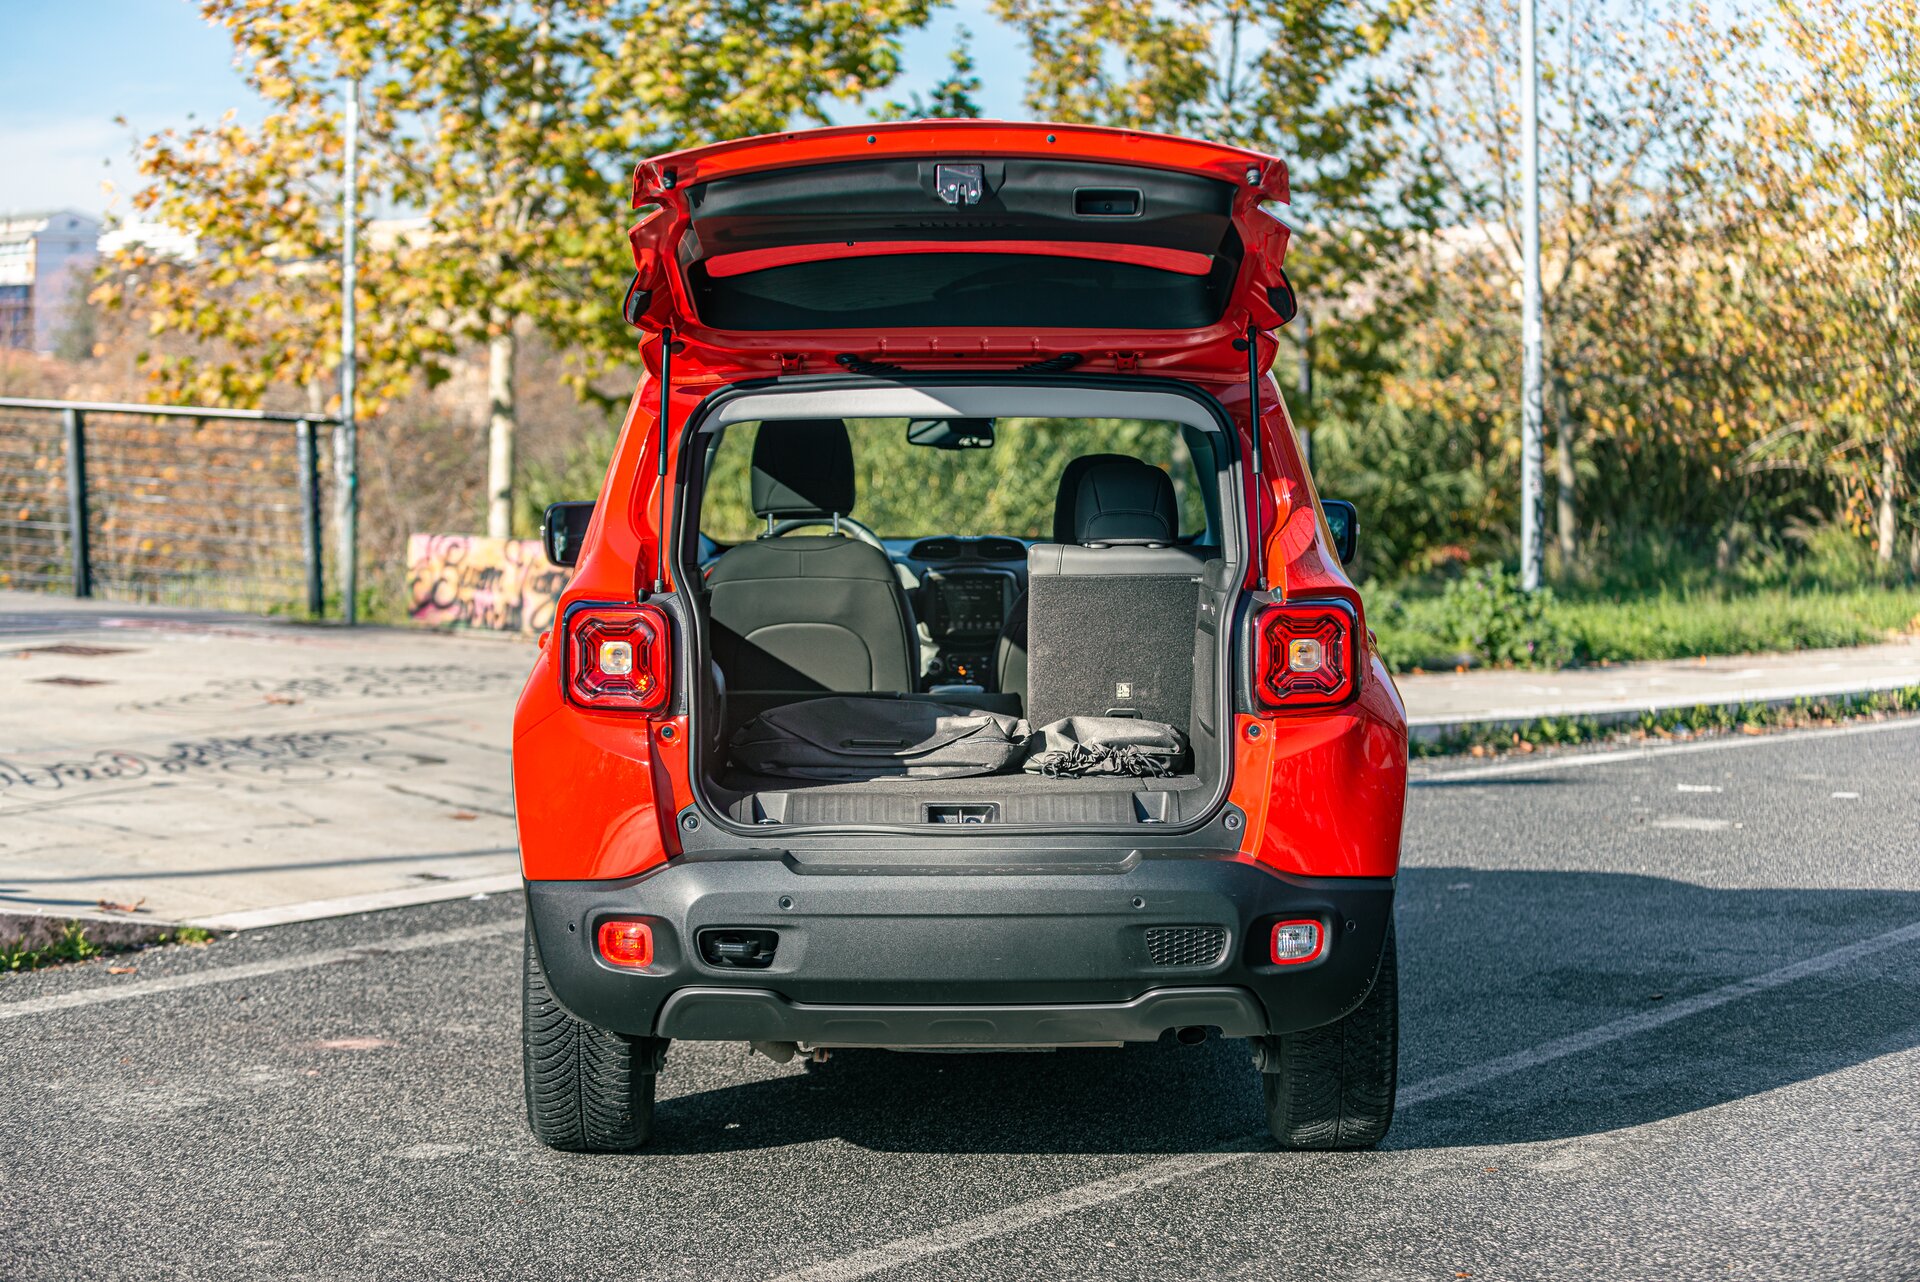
1270, 920, 1324, 965
1253, 600, 1360, 711
565, 605, 670, 712
597, 919, 655, 968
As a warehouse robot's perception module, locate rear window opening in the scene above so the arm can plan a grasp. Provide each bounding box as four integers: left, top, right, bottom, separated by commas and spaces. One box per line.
670, 382, 1246, 834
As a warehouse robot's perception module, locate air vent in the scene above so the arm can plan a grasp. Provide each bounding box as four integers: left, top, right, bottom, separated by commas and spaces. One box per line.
972, 537, 1025, 561
911, 538, 964, 560
1145, 926, 1228, 968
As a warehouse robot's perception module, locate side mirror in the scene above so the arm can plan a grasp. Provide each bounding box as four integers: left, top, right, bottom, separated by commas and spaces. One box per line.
542, 501, 595, 567
1322, 499, 1358, 565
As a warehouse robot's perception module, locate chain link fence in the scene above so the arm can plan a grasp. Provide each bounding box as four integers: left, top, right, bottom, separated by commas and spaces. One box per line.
0, 399, 336, 617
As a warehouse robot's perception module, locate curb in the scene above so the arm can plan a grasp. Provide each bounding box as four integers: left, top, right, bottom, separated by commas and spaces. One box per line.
188, 873, 523, 932
1407, 675, 1920, 745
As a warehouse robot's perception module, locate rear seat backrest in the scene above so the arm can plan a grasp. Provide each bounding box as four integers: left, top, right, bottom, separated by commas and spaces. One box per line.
1022, 457, 1210, 729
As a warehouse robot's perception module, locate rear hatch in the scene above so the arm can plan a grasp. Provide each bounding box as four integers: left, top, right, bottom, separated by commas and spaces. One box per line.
624, 121, 1294, 378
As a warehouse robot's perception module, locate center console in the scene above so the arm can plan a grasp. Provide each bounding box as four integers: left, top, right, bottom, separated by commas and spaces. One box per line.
918, 570, 1016, 688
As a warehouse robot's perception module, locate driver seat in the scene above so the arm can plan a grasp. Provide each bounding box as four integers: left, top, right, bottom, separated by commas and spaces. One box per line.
706, 420, 919, 692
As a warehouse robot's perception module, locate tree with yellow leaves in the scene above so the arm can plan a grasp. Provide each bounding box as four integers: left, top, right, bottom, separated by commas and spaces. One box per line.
102, 0, 934, 536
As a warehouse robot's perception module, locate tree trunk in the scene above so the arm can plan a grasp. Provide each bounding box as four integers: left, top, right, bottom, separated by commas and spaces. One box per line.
487, 321, 517, 540
1552, 379, 1576, 568
1875, 429, 1898, 565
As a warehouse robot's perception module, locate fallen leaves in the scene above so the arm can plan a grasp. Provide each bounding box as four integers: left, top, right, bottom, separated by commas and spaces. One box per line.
108, 965, 138, 975
97, 897, 148, 915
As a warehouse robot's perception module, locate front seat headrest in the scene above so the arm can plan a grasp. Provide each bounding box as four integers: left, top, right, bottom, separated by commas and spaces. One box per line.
1067, 456, 1179, 542
751, 419, 857, 519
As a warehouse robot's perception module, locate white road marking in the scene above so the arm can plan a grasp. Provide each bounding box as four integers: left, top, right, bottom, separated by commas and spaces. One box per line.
1412, 714, 1920, 787
0, 920, 518, 1023
770, 915, 1920, 1282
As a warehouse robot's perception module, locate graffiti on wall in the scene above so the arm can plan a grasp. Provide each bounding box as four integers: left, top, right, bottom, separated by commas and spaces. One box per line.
405, 534, 571, 633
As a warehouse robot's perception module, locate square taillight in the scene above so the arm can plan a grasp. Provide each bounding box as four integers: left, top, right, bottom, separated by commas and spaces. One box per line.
1253, 600, 1361, 711
564, 605, 671, 712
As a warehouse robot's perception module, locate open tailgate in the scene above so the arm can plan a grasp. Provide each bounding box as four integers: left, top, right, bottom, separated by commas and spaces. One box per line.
624, 121, 1294, 377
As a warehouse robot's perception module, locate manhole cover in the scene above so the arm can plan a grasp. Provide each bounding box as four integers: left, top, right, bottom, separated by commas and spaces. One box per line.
16, 643, 135, 658
31, 675, 111, 687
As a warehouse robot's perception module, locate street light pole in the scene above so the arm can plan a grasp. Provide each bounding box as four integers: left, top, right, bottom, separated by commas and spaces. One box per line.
1518, 0, 1545, 591
335, 78, 361, 624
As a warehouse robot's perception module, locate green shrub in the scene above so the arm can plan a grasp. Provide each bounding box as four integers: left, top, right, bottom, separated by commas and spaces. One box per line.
1436, 566, 1574, 668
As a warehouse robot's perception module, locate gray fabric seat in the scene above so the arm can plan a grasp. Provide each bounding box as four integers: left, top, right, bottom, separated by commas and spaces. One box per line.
1017, 456, 1208, 728
707, 420, 919, 692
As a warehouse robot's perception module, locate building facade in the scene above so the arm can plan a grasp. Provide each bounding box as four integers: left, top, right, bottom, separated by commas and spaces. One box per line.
0, 210, 101, 352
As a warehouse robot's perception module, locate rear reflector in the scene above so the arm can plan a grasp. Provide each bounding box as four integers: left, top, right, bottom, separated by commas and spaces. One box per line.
597, 920, 655, 969
1252, 600, 1360, 711
1270, 920, 1324, 965
565, 604, 671, 712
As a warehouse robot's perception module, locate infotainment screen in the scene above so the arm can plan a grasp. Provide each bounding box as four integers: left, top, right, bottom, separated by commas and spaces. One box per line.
930, 576, 1006, 638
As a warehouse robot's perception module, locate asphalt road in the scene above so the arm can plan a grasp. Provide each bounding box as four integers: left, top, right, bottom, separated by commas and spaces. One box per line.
3, 718, 1918, 1281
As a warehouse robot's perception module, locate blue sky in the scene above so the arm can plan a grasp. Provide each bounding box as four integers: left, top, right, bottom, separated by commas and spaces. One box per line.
0, 0, 1032, 219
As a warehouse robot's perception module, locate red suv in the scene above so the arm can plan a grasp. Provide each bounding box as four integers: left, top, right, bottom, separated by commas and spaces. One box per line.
515, 121, 1407, 1152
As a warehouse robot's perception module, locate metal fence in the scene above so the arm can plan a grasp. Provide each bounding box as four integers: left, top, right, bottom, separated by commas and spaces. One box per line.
0, 398, 336, 617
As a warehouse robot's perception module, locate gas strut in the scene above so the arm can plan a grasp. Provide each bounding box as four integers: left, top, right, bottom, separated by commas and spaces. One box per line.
1244, 323, 1268, 593
652, 327, 672, 594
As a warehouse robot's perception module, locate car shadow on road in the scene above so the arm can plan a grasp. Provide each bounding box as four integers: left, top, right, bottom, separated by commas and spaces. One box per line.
642, 866, 1920, 1156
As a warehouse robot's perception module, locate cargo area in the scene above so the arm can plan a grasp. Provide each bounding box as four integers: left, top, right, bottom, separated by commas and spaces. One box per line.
675, 386, 1244, 831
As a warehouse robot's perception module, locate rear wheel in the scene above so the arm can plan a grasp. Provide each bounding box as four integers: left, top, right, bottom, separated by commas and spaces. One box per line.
1256, 922, 1398, 1150
522, 919, 665, 1152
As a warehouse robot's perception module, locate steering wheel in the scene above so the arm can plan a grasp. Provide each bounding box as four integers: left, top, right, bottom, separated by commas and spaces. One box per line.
764, 516, 889, 554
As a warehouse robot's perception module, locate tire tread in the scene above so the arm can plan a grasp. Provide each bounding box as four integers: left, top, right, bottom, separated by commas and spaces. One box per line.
522, 921, 659, 1152
1260, 923, 1398, 1150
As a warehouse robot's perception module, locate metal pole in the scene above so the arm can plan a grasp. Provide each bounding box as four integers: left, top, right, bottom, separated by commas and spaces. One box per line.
62, 407, 91, 598
1518, 0, 1545, 591
296, 419, 324, 618
335, 78, 361, 624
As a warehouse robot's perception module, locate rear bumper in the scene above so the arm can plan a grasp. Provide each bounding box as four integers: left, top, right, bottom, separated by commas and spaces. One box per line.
525, 852, 1394, 1045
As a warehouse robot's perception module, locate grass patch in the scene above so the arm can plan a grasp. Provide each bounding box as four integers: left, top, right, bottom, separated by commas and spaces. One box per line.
0, 917, 216, 973
1414, 684, 1920, 758
1373, 578, 1920, 673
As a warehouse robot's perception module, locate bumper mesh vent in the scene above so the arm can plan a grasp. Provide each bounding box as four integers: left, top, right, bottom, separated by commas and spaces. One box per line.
1145, 925, 1228, 968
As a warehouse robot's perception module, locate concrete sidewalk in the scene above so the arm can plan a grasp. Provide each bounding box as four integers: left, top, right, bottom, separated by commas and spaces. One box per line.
3, 589, 1915, 929
1396, 637, 1920, 739
0, 592, 530, 929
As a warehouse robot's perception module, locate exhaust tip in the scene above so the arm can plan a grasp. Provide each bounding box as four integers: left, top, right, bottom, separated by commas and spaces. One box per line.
1174, 1026, 1208, 1046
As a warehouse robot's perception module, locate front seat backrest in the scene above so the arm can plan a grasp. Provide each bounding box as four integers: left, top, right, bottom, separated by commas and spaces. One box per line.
1022, 456, 1208, 728
706, 420, 918, 693
994, 452, 1182, 709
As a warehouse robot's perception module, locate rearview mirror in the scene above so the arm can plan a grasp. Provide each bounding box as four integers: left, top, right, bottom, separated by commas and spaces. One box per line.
542, 501, 595, 567
906, 417, 995, 450
1322, 500, 1358, 565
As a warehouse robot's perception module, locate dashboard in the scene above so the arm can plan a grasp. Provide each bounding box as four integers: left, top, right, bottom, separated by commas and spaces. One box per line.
892, 537, 1027, 689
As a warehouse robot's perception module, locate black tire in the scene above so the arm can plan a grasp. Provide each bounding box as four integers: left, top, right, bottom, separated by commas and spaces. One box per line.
522, 920, 664, 1152
1257, 922, 1398, 1150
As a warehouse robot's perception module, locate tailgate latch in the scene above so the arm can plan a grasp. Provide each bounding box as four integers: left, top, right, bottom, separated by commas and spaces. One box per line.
924, 802, 999, 824
935, 163, 984, 206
